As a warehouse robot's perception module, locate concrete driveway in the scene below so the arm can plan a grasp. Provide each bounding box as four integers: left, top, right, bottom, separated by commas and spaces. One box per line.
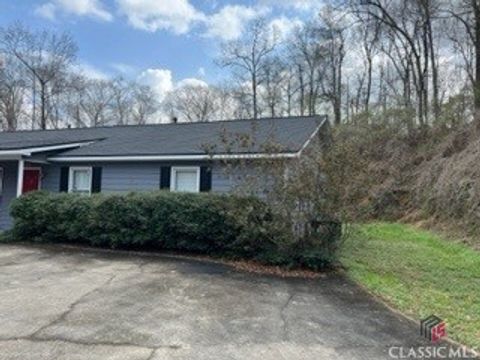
0, 244, 431, 360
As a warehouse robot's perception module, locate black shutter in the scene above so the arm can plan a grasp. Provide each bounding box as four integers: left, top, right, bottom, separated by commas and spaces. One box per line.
59, 167, 69, 192
200, 166, 212, 192
91, 167, 102, 193
160, 166, 171, 190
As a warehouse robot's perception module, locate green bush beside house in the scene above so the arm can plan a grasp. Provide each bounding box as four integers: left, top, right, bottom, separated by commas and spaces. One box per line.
8, 191, 341, 270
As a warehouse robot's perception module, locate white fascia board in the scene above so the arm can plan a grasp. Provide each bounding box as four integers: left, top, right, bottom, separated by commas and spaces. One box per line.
296, 118, 325, 156
47, 152, 299, 162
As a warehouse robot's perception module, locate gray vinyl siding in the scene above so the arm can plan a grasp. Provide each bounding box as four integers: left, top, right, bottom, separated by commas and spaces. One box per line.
211, 163, 257, 193
45, 161, 266, 194
211, 162, 271, 196
0, 160, 273, 229
0, 161, 18, 229
102, 163, 160, 193
40, 162, 161, 193
211, 163, 234, 193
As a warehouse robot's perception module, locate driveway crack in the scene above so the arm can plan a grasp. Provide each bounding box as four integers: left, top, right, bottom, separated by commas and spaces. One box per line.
0, 336, 181, 352
138, 259, 153, 273
0, 336, 155, 350
280, 292, 295, 341
30, 274, 118, 338
145, 348, 157, 360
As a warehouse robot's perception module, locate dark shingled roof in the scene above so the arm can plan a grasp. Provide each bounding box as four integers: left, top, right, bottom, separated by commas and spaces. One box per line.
0, 116, 326, 157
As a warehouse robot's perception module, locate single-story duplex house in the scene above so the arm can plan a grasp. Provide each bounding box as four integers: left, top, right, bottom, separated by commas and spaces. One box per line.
0, 115, 328, 229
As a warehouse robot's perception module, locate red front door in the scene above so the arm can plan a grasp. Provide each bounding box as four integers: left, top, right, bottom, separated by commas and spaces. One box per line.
22, 169, 41, 194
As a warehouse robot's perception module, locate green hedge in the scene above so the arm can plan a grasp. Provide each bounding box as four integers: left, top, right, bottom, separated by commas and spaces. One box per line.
9, 191, 340, 269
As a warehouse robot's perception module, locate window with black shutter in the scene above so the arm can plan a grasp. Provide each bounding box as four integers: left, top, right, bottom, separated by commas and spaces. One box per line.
160, 166, 171, 190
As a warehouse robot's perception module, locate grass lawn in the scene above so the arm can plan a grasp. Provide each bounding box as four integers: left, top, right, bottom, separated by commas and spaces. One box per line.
340, 222, 480, 348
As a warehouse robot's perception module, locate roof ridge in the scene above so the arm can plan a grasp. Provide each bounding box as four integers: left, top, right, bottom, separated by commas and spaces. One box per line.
1, 115, 325, 134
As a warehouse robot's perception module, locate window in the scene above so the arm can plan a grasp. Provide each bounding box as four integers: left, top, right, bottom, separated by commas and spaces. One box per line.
170, 166, 200, 193
69, 167, 92, 194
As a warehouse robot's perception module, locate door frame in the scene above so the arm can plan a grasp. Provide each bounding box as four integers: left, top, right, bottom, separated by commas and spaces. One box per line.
23, 167, 42, 192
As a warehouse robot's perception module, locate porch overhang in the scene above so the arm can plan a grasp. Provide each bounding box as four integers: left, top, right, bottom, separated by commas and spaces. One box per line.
0, 141, 93, 197
0, 142, 94, 159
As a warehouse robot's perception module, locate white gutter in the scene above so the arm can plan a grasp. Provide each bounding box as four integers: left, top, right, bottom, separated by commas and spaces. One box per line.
47, 152, 299, 162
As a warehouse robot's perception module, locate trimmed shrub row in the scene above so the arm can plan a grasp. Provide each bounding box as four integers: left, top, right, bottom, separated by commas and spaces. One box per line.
9, 191, 340, 269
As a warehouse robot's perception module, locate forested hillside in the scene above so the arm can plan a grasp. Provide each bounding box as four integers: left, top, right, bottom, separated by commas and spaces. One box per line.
324, 122, 480, 245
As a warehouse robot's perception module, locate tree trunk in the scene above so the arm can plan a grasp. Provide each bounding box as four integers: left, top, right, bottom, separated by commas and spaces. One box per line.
309, 74, 315, 116
286, 82, 292, 116
427, 11, 440, 122
474, 0, 480, 129
32, 75, 36, 129
333, 97, 341, 125
335, 54, 343, 125
365, 55, 372, 114
297, 64, 305, 116
40, 81, 47, 130
252, 72, 258, 119
5, 100, 16, 131
422, 18, 430, 125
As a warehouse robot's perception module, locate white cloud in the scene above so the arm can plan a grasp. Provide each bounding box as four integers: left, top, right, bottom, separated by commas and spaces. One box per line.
36, 0, 113, 21
197, 67, 206, 77
137, 68, 174, 101
177, 78, 208, 88
117, 0, 205, 34
110, 63, 137, 75
136, 67, 212, 101
73, 62, 110, 80
114, 0, 272, 41
35, 3, 56, 20
204, 5, 267, 41
269, 16, 303, 40
136, 68, 211, 122
259, 0, 320, 11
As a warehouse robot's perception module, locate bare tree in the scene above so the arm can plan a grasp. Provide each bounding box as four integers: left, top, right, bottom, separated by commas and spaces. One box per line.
80, 79, 115, 127
163, 84, 219, 122
289, 23, 324, 116
261, 56, 286, 117
319, 7, 346, 125
0, 23, 77, 129
63, 74, 88, 128
131, 85, 159, 124
0, 54, 26, 130
353, 0, 448, 126
281, 64, 299, 116
444, 0, 480, 127
217, 18, 277, 119
111, 77, 133, 125
350, 10, 382, 115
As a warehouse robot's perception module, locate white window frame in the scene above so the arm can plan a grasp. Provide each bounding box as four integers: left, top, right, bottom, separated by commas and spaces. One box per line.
170, 166, 200, 193
68, 166, 92, 195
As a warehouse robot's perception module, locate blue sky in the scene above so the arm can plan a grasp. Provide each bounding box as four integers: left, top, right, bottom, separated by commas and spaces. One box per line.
0, 0, 319, 97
